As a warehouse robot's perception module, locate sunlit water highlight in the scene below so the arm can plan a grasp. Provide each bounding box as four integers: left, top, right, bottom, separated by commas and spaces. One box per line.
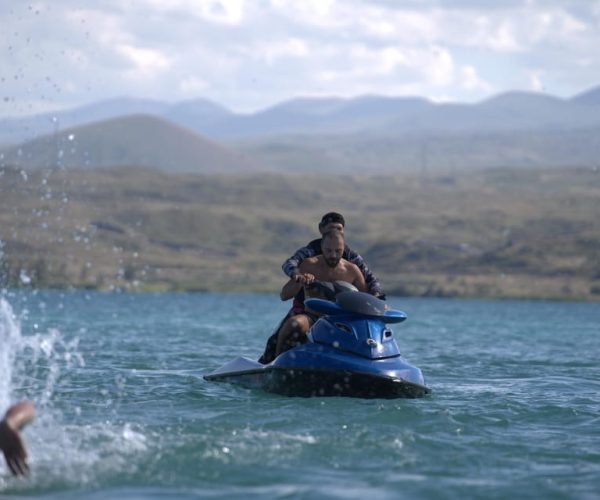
1, 290, 599, 498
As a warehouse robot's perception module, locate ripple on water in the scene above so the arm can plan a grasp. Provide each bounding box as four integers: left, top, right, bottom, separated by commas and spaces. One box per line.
2, 292, 600, 498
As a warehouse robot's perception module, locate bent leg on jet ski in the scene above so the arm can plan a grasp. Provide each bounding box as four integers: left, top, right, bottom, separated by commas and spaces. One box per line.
275, 314, 314, 357
258, 281, 353, 364
257, 305, 293, 364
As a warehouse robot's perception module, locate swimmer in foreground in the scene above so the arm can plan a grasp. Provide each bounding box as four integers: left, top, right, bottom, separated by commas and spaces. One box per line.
0, 401, 35, 476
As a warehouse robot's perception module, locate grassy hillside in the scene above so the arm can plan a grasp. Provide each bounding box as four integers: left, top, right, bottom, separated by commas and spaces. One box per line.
1, 165, 599, 300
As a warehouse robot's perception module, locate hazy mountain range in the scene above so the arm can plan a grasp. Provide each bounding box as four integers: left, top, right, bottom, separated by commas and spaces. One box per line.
1, 85, 599, 173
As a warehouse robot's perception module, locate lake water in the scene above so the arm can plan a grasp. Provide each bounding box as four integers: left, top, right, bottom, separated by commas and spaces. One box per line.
1, 290, 599, 499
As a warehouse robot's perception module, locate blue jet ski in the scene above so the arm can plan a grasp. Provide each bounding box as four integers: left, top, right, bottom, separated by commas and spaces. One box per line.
204, 282, 430, 399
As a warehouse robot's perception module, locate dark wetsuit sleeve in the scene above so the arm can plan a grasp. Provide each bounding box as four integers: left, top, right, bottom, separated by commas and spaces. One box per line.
282, 243, 319, 278
345, 246, 385, 298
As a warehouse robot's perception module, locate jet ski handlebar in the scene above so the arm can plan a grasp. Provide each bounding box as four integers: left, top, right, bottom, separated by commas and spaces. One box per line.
305, 280, 359, 301
304, 282, 407, 323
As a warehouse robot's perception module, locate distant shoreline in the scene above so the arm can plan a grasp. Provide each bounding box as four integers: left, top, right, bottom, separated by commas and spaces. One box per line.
3, 281, 598, 303
2, 166, 598, 303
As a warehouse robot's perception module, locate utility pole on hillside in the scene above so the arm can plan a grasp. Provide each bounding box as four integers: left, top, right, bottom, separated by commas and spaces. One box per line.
420, 139, 428, 182
51, 115, 59, 168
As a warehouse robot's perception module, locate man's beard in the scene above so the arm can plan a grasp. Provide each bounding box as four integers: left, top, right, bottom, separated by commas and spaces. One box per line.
325, 257, 340, 268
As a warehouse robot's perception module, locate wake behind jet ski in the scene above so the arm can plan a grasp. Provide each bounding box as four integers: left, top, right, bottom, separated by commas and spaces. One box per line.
204, 281, 430, 399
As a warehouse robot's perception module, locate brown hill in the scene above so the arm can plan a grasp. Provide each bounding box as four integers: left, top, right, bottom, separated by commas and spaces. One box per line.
1, 165, 599, 300
0, 114, 266, 173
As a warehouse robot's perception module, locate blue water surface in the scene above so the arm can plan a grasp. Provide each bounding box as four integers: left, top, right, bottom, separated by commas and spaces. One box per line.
1, 290, 599, 499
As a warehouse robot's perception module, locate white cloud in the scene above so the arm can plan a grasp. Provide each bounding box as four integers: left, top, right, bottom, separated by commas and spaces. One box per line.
65, 7, 131, 47
487, 21, 522, 52
190, 0, 246, 25
460, 65, 493, 92
252, 38, 310, 64
116, 45, 171, 79
424, 46, 455, 86
179, 76, 209, 94
478, 5, 588, 52
309, 41, 457, 100
356, 7, 438, 42
64, 48, 91, 69
347, 45, 407, 77
142, 0, 245, 25
528, 70, 543, 91
269, 0, 337, 25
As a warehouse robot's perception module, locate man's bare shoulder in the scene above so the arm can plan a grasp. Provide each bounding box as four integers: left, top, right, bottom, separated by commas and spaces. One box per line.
341, 259, 360, 274
298, 256, 321, 271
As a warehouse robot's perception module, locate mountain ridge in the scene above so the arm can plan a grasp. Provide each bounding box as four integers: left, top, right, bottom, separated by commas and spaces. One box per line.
2, 85, 600, 173
2, 85, 600, 146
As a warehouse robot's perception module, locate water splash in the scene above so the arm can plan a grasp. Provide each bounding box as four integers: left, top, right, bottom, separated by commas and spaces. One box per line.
0, 297, 84, 410
0, 297, 21, 411
1, 295, 154, 491
0, 296, 87, 486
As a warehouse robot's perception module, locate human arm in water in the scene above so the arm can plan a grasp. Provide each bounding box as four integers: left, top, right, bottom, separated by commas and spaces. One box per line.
0, 401, 35, 476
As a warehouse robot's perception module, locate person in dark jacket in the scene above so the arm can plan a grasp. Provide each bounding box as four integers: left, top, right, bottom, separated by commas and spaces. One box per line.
258, 212, 385, 364
281, 212, 385, 300
275, 229, 367, 356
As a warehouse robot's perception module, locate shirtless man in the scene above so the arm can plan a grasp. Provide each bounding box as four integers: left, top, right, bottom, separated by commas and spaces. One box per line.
275, 230, 367, 356
282, 211, 385, 299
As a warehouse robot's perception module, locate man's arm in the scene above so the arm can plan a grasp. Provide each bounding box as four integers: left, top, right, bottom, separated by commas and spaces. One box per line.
345, 247, 385, 299
280, 262, 315, 301
0, 401, 35, 476
281, 240, 320, 279
349, 263, 368, 292
281, 278, 303, 301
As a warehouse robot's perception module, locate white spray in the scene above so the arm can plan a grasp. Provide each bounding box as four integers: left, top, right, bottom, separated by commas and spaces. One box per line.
0, 297, 21, 411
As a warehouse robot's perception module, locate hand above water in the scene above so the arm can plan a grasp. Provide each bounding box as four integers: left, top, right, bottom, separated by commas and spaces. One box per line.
0, 401, 35, 476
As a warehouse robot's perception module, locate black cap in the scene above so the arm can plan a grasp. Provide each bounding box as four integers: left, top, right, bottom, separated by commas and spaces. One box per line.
319, 212, 345, 228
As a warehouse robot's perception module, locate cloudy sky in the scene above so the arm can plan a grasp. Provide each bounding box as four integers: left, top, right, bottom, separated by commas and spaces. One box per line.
2, 0, 599, 117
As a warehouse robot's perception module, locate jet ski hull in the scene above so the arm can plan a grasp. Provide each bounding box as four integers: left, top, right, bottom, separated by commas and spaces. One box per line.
204, 347, 431, 399
265, 366, 430, 398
